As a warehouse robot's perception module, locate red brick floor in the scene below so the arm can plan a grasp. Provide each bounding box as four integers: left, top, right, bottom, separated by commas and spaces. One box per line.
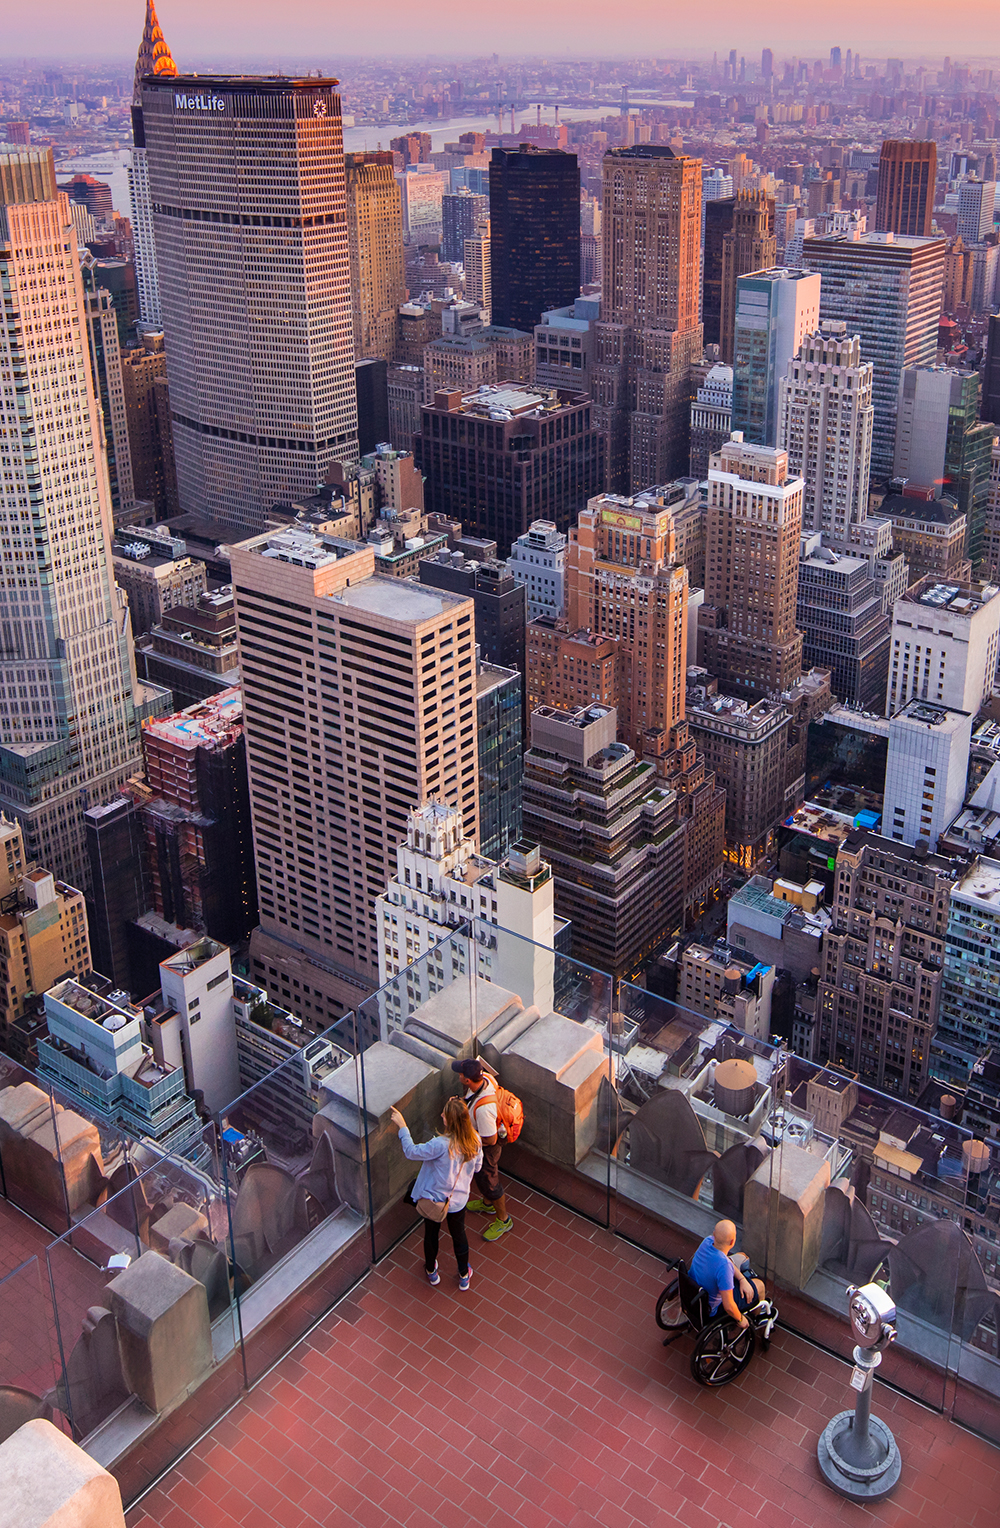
126, 1184, 997, 1528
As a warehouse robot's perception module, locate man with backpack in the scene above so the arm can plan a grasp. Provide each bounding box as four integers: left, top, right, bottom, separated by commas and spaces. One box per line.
451, 1057, 515, 1242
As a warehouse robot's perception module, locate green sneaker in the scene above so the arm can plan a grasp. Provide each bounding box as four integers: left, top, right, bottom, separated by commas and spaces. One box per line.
466, 1199, 497, 1215
482, 1215, 514, 1242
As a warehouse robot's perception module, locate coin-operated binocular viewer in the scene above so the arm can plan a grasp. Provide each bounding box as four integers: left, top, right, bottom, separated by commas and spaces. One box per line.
817, 1283, 902, 1501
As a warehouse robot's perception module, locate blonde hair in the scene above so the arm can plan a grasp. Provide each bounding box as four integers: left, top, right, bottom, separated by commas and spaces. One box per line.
442, 1096, 480, 1162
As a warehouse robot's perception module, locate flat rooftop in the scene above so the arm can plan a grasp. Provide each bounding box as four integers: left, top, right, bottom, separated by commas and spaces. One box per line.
124, 1183, 1000, 1528
331, 577, 469, 622
903, 577, 998, 616
955, 857, 1000, 909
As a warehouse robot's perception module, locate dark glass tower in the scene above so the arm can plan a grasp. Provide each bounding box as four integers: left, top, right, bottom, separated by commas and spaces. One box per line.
489, 146, 579, 332
983, 312, 1000, 427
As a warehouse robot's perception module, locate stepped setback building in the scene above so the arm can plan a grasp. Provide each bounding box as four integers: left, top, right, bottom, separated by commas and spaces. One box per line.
593, 146, 704, 492
0, 148, 163, 889
344, 152, 406, 365
128, 0, 177, 327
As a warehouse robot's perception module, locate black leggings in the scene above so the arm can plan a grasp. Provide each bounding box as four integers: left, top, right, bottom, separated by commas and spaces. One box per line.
424, 1208, 469, 1276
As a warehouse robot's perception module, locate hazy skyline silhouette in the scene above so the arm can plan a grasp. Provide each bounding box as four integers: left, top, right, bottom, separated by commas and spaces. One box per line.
2, 0, 1000, 66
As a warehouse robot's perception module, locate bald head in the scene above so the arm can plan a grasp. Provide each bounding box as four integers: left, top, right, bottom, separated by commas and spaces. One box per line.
713, 1219, 737, 1251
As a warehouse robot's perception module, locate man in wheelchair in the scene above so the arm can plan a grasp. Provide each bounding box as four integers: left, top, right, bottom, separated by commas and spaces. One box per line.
690, 1218, 767, 1329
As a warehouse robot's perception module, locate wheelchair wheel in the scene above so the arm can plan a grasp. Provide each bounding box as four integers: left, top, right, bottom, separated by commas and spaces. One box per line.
655, 1275, 687, 1330
691, 1318, 755, 1387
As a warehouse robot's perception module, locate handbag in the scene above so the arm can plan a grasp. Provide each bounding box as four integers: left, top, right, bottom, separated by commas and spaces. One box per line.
414, 1149, 461, 1222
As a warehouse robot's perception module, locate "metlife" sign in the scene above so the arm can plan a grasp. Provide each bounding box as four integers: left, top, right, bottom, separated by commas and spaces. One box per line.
175, 92, 226, 112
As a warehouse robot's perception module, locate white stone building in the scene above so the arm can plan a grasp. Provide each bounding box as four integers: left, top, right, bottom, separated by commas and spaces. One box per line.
883, 699, 974, 851
507, 520, 567, 621
376, 801, 556, 1030
886, 574, 1000, 718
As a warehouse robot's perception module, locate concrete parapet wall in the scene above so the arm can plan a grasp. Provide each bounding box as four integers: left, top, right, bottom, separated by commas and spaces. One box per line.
0, 1418, 126, 1528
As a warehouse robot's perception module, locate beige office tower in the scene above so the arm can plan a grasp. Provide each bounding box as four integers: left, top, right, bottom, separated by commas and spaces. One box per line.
703, 437, 805, 695
0, 149, 157, 888
142, 76, 359, 532
593, 146, 703, 492
231, 527, 478, 1031
345, 151, 406, 364
464, 222, 491, 319
777, 323, 873, 539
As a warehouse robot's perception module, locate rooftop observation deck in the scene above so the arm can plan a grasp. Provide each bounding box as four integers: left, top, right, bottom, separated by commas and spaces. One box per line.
122, 1183, 995, 1528
2, 926, 999, 1528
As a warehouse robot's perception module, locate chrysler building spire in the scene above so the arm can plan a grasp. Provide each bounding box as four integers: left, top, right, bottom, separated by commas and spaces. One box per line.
133, 0, 177, 104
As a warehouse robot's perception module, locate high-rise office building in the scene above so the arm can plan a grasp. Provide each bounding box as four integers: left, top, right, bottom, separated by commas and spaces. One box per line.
521, 704, 685, 978
731, 268, 820, 446
719, 192, 778, 364
489, 146, 579, 333
804, 230, 945, 481
817, 830, 953, 1098
416, 385, 603, 543
882, 698, 972, 852
419, 552, 527, 718
886, 574, 1000, 718
796, 537, 890, 708
121, 331, 178, 518
983, 312, 1000, 428
593, 145, 703, 491
82, 280, 136, 516
874, 141, 936, 238
956, 178, 997, 245
702, 197, 735, 347
684, 676, 792, 868
476, 660, 522, 863
0, 148, 159, 889
441, 189, 488, 263
344, 152, 406, 365
777, 323, 874, 538
128, 0, 177, 327
689, 363, 733, 480
564, 494, 690, 753
987, 440, 1000, 580
142, 75, 359, 531
463, 225, 491, 318
231, 525, 479, 1031
702, 437, 805, 695
935, 857, 1000, 1082
893, 366, 997, 564
507, 520, 567, 622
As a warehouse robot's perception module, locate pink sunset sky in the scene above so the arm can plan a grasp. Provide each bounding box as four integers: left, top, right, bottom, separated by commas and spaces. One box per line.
2, 0, 999, 64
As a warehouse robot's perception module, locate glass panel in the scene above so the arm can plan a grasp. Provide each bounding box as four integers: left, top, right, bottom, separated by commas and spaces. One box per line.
610, 982, 784, 1268
468, 916, 615, 1228
944, 1135, 1000, 1445
217, 1008, 371, 1387
0, 1059, 77, 1236
43, 1145, 243, 1499
0, 1257, 66, 1438
356, 930, 477, 1264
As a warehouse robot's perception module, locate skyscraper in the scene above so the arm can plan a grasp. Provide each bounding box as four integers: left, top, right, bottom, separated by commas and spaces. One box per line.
441, 189, 488, 263
719, 191, 778, 363
344, 152, 406, 365
703, 437, 805, 695
128, 0, 177, 327
463, 224, 491, 319
777, 323, 874, 538
730, 267, 820, 445
82, 281, 136, 516
803, 230, 945, 481
874, 141, 936, 238
702, 197, 735, 347
231, 525, 479, 1030
893, 366, 997, 563
0, 149, 157, 887
956, 178, 997, 245
489, 146, 579, 333
142, 75, 359, 531
983, 312, 1000, 427
593, 145, 704, 491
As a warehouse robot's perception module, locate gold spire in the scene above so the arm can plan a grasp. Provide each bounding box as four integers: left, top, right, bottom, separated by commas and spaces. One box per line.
133, 0, 177, 105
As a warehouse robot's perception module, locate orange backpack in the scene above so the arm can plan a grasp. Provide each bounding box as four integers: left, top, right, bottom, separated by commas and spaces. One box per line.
471, 1076, 524, 1144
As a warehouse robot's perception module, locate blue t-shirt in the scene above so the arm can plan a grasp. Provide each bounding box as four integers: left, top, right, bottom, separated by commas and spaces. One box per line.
689, 1235, 735, 1314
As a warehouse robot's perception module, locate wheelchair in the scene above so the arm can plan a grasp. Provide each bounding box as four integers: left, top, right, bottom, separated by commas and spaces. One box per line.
655, 1257, 779, 1387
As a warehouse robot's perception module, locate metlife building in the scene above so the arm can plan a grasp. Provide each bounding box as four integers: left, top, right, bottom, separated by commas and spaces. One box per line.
141, 76, 360, 531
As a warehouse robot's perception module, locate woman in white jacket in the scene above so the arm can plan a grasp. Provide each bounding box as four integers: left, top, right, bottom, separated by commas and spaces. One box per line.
389, 1097, 483, 1290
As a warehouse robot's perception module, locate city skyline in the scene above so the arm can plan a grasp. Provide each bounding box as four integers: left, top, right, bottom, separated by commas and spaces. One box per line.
5, 16, 1000, 64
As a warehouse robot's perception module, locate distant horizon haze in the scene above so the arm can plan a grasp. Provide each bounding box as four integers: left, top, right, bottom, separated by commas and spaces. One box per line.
2, 2, 1000, 69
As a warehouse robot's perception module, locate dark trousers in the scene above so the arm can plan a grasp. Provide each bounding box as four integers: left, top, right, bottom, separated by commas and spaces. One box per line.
424, 1208, 469, 1276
